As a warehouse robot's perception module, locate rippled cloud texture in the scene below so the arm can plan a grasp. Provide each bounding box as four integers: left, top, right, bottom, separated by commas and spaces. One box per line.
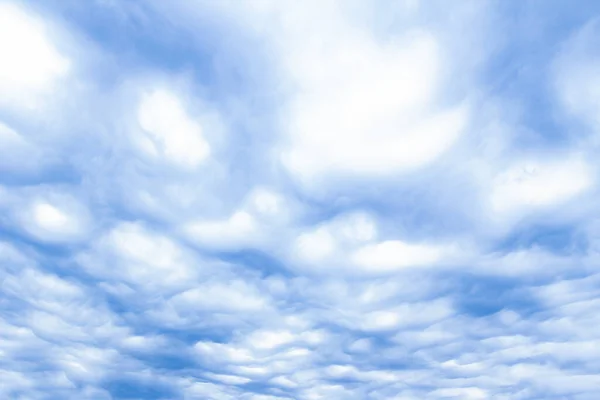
3, 1, 600, 399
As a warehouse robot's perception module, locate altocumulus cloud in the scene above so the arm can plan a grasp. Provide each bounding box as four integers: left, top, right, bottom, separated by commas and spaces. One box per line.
3, 1, 600, 399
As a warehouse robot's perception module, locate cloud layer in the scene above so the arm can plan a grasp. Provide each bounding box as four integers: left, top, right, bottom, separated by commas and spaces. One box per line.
3, 1, 600, 399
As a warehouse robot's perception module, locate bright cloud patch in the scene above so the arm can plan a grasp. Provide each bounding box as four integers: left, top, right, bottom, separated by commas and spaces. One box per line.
183, 187, 292, 251
137, 89, 210, 168
0, 2, 69, 107
3, 1, 600, 399
351, 240, 450, 272
263, 2, 470, 185
15, 193, 91, 243
490, 156, 593, 213
290, 211, 379, 270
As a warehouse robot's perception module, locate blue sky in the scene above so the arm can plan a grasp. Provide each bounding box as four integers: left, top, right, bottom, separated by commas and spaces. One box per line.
2, 1, 600, 399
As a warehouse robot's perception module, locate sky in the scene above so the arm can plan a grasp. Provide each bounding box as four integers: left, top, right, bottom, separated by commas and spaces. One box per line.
2, 0, 600, 399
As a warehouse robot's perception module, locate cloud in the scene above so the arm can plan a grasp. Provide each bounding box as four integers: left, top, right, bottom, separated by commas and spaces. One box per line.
251, 1, 470, 189
76, 222, 201, 292
351, 240, 451, 272
286, 210, 464, 275
0, 2, 69, 109
489, 155, 594, 214
0, 186, 93, 244
553, 19, 600, 136
136, 89, 211, 168
182, 187, 296, 251
3, 1, 600, 399
0, 121, 48, 174
280, 29, 468, 183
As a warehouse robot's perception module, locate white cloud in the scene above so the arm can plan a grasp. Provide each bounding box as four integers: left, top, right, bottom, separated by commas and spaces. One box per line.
489, 156, 593, 213
183, 187, 294, 251
182, 381, 237, 400
292, 226, 337, 264
205, 373, 251, 386
0, 121, 45, 172
478, 247, 573, 276
183, 0, 472, 191
288, 210, 458, 274
2, 267, 127, 348
359, 299, 454, 333
245, 187, 290, 223
269, 375, 298, 389
119, 334, 167, 352
430, 387, 488, 399
3, 268, 84, 310
348, 338, 373, 353
136, 89, 210, 168
246, 1, 470, 187
184, 210, 259, 250
553, 20, 600, 134
17, 193, 91, 243
284, 101, 468, 183
362, 310, 404, 332
167, 279, 269, 313
33, 203, 72, 231
289, 211, 377, 268
195, 341, 254, 364
0, 2, 69, 109
78, 222, 199, 291
4, 1, 600, 399
351, 240, 450, 272
247, 329, 296, 350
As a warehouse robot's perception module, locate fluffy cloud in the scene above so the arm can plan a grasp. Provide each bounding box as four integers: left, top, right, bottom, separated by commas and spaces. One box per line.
489, 155, 594, 214
0, 2, 69, 109
136, 89, 211, 168
3, 1, 600, 399
242, 1, 470, 188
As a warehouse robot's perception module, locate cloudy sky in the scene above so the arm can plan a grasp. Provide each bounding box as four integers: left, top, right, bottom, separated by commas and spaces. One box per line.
2, 0, 600, 399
